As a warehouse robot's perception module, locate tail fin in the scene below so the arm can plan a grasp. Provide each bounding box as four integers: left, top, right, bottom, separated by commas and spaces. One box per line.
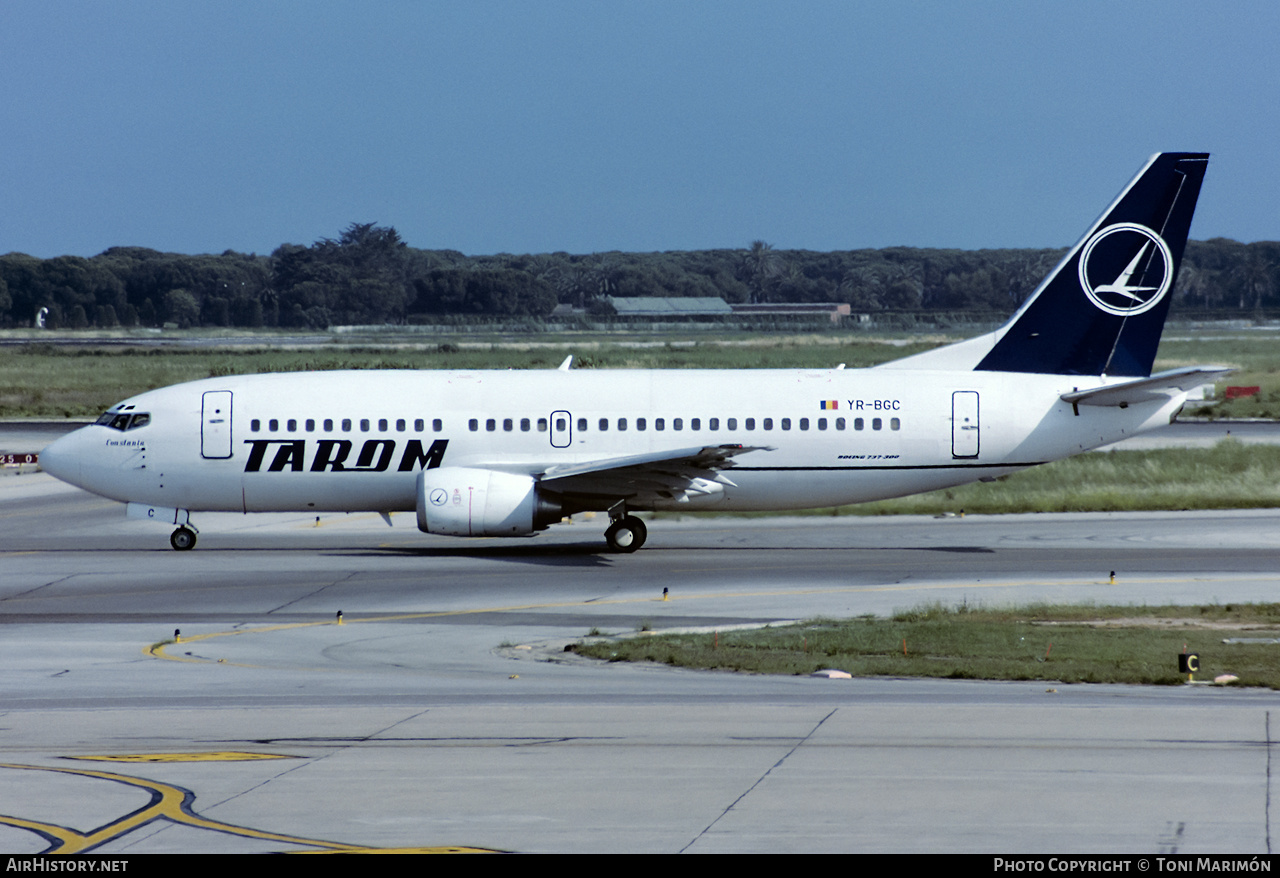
974, 152, 1208, 376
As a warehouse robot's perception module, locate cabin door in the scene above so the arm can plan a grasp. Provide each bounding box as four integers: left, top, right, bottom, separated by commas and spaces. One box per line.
201, 390, 234, 459
951, 391, 979, 459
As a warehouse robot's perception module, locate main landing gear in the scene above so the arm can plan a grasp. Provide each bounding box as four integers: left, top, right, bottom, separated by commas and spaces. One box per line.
170, 526, 197, 551
604, 515, 647, 553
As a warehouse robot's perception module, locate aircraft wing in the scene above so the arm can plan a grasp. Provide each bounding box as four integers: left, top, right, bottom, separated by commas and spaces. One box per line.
1059, 366, 1233, 408
535, 444, 771, 505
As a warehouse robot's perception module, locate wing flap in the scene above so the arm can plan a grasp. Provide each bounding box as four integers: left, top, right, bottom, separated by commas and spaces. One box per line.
537, 444, 770, 506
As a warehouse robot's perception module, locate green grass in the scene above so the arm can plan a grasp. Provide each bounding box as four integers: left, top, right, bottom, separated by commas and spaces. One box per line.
643, 440, 1280, 518
1156, 331, 1280, 419
848, 440, 1280, 515
0, 333, 942, 418
5, 324, 1278, 419
569, 602, 1280, 687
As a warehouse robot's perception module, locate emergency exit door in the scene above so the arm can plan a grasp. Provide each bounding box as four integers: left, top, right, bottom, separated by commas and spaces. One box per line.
549, 410, 572, 448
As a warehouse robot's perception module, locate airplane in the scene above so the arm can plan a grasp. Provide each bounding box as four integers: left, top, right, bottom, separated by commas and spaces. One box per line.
40, 152, 1227, 553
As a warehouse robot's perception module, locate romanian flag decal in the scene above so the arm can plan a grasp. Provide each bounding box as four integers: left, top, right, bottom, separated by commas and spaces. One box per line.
819, 400, 839, 410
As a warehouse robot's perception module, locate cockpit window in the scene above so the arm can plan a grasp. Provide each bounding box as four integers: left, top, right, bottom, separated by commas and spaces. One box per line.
96, 411, 151, 431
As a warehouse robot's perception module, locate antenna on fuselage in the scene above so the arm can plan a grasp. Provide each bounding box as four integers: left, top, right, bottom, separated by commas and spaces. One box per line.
557, 355, 573, 371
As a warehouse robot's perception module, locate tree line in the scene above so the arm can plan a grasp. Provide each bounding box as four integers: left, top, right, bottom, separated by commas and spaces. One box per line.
0, 224, 1276, 329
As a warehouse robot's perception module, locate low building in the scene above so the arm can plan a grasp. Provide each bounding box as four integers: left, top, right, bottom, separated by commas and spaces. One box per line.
606, 297, 734, 317
729, 302, 852, 323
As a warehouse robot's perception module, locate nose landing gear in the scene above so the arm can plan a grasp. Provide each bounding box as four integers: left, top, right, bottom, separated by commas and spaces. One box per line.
170, 526, 197, 551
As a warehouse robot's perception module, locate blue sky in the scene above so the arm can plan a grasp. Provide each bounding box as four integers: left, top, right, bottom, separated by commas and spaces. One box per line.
2, 1, 1277, 259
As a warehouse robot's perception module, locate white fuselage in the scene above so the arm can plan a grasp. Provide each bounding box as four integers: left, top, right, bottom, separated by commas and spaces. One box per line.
41, 367, 1182, 516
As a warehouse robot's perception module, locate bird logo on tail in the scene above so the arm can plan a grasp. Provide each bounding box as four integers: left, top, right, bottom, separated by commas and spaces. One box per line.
1078, 222, 1173, 316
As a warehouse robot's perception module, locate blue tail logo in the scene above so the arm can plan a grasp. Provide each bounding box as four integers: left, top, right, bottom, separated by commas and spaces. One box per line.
975, 152, 1208, 377
1079, 223, 1173, 317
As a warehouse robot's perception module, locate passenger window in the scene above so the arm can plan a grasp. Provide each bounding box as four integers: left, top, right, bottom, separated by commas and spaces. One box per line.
817, 418, 826, 431
873, 418, 882, 430
709, 418, 719, 430
891, 417, 901, 431
745, 418, 755, 430
637, 418, 647, 431
269, 419, 279, 432
306, 419, 316, 432
836, 417, 846, 430
577, 418, 587, 431
378, 419, 388, 431
521, 418, 530, 432
342, 419, 352, 432
655, 418, 665, 431
396, 419, 406, 432
504, 418, 513, 432
432, 419, 442, 432
324, 419, 334, 432
469, 419, 479, 431
618, 418, 627, 431
781, 418, 791, 431
727, 418, 737, 430
251, 419, 261, 433
286, 419, 296, 432
673, 418, 682, 431
487, 418, 496, 432
800, 418, 809, 431
598, 418, 609, 431
555, 417, 566, 431
537, 418, 548, 432
854, 418, 864, 431
360, 419, 370, 432
763, 418, 773, 431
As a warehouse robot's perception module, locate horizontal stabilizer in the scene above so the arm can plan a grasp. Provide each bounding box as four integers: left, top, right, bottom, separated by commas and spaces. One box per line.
1059, 366, 1233, 408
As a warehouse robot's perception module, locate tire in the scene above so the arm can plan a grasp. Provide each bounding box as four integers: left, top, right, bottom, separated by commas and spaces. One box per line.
605, 516, 647, 553
170, 527, 197, 551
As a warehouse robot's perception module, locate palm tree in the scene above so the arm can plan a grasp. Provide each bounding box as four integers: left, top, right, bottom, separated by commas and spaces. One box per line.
1231, 246, 1276, 312
740, 241, 784, 304
840, 266, 884, 311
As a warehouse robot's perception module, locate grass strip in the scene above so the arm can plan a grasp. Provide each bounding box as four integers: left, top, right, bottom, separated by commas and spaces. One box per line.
644, 440, 1280, 517
0, 336, 936, 418
3, 326, 1280, 418
846, 440, 1280, 514
569, 602, 1280, 687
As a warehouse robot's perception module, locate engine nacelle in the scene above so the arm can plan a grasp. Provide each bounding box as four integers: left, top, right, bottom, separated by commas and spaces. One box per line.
416, 467, 561, 536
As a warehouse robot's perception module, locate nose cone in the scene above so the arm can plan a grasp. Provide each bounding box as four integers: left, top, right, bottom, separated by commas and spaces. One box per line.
40, 428, 88, 488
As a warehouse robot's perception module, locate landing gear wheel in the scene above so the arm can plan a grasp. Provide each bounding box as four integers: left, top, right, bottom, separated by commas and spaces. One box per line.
604, 516, 647, 553
170, 526, 197, 551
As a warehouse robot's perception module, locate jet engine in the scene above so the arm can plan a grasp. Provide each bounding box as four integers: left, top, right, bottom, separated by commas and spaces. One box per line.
416, 467, 562, 536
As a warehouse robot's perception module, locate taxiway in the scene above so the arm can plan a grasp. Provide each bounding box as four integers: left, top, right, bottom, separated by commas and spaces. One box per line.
1, 466, 1278, 853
